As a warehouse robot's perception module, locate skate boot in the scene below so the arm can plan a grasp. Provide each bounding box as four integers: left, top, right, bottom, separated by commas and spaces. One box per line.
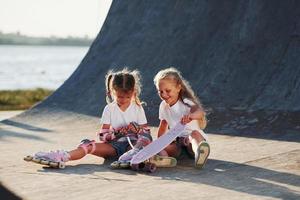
149, 155, 177, 168
194, 141, 210, 169
129, 155, 176, 173
110, 160, 132, 169
24, 150, 70, 169
111, 148, 140, 169
130, 161, 157, 173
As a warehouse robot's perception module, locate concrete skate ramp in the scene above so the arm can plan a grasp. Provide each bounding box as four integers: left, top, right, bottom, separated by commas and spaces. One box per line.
11, 0, 300, 134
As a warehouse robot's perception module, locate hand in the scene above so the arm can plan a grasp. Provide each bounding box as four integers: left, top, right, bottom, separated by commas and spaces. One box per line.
116, 126, 128, 134
98, 132, 114, 142
127, 122, 140, 133
181, 114, 192, 125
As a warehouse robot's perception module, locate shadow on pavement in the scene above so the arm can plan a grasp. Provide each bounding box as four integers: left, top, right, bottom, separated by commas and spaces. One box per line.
0, 183, 22, 200
1, 120, 52, 132
33, 158, 300, 199
208, 129, 300, 143
0, 128, 50, 142
159, 159, 300, 199
0, 119, 55, 141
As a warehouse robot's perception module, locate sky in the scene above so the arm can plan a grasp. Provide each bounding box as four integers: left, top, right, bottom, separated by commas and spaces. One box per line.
0, 0, 112, 38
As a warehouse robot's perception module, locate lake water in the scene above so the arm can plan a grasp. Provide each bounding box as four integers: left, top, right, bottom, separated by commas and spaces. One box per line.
0, 45, 89, 90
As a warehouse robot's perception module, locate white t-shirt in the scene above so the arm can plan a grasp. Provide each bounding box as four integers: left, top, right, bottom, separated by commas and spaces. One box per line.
101, 101, 147, 129
159, 98, 208, 140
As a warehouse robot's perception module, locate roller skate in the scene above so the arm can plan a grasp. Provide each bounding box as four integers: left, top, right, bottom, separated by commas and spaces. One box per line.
149, 155, 177, 168
130, 155, 177, 173
130, 161, 157, 173
110, 160, 131, 169
110, 150, 161, 172
24, 150, 70, 169
194, 141, 210, 169
111, 155, 177, 173
111, 159, 159, 173
111, 148, 140, 169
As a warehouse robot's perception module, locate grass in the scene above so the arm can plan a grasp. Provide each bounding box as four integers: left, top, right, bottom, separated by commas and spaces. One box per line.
0, 88, 53, 110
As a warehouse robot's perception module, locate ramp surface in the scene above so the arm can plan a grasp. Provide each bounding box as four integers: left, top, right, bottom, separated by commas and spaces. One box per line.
7, 0, 300, 134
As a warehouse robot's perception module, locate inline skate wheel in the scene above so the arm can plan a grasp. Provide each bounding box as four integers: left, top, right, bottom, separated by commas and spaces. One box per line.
131, 163, 141, 171
58, 162, 65, 169
110, 161, 121, 169
24, 155, 33, 161
143, 163, 156, 173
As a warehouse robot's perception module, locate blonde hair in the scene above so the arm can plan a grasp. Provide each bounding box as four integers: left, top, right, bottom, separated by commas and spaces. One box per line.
105, 68, 142, 106
154, 67, 207, 129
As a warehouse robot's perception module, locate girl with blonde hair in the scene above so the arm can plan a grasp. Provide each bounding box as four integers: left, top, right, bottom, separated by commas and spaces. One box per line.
153, 67, 210, 169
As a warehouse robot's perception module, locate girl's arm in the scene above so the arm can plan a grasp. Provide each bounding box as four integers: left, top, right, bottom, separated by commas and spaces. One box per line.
181, 105, 206, 124
117, 123, 148, 134
101, 124, 111, 130
139, 123, 148, 128
157, 119, 168, 138
98, 124, 112, 142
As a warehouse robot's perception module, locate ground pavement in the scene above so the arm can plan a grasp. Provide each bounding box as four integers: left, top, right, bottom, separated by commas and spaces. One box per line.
0, 112, 299, 200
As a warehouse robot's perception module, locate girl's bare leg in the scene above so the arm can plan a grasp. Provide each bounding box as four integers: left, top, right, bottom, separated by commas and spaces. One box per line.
158, 150, 169, 156
188, 130, 210, 168
188, 130, 205, 154
163, 143, 181, 158
92, 143, 117, 158
68, 148, 87, 160
68, 143, 117, 160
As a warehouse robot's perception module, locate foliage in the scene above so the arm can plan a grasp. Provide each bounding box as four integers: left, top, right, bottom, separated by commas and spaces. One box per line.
0, 31, 93, 46
0, 88, 53, 110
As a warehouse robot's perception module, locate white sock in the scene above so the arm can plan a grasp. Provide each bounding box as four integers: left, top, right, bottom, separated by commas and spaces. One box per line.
190, 138, 199, 155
